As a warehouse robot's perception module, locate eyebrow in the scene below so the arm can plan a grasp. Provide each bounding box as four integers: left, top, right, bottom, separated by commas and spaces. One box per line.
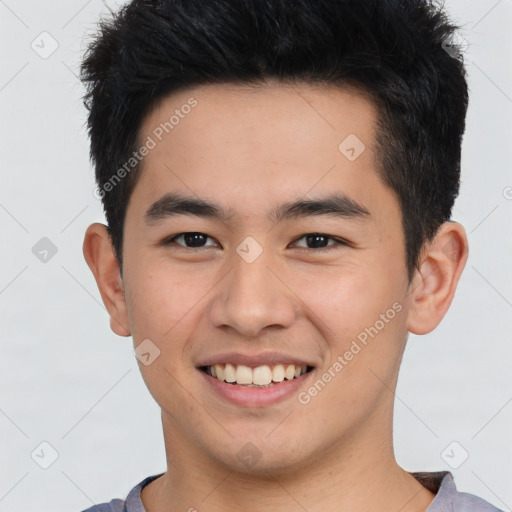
144, 192, 371, 225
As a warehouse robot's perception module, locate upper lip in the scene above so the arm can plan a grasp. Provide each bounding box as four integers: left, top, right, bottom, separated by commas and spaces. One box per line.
196, 351, 315, 368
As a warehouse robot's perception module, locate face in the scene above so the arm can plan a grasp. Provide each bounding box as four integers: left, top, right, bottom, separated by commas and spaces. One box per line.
118, 82, 415, 473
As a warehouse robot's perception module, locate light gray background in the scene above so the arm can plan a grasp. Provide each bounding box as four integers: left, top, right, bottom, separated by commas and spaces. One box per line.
1, 0, 511, 510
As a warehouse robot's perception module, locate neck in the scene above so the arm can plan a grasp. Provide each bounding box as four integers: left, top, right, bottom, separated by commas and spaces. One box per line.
141, 412, 435, 512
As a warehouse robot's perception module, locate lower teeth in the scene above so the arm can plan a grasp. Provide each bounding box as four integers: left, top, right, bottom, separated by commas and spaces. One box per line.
228, 382, 277, 387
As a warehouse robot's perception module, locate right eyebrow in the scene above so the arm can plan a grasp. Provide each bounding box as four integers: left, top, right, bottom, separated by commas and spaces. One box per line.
144, 193, 234, 225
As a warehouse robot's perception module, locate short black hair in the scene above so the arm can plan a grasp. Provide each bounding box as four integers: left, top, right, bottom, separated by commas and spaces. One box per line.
80, 0, 469, 283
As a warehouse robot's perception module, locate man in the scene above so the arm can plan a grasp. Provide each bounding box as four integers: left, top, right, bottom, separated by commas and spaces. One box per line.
79, 0, 502, 510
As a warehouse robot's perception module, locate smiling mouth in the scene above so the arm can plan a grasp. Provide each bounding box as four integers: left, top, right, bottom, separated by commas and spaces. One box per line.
200, 363, 314, 387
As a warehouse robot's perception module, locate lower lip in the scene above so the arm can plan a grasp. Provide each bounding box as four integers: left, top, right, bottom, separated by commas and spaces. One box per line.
198, 369, 314, 407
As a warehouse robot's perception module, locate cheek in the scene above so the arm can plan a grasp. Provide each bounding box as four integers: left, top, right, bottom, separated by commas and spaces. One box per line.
124, 254, 216, 342
292, 262, 382, 334
297, 274, 407, 431
294, 257, 408, 363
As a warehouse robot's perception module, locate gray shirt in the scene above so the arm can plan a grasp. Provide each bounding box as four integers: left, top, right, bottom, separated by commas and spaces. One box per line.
80, 471, 503, 512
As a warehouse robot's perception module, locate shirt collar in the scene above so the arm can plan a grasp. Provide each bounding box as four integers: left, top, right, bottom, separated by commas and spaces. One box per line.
126, 471, 456, 511
411, 471, 457, 511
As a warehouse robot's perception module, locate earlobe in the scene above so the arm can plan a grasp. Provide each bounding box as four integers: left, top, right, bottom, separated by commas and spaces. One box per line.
82, 223, 131, 337
406, 221, 469, 335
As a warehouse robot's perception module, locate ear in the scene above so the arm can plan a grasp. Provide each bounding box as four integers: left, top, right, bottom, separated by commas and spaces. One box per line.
82, 223, 131, 337
406, 221, 469, 335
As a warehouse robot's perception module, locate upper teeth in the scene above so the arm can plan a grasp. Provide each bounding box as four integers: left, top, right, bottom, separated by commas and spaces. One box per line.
207, 363, 308, 386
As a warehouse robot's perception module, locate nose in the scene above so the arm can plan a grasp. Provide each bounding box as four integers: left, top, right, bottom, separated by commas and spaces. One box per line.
208, 247, 298, 338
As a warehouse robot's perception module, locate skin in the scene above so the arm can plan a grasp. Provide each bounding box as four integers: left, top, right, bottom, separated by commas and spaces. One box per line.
83, 82, 468, 512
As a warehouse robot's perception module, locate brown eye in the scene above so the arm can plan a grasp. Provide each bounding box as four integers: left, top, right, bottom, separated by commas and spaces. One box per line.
163, 232, 217, 248
290, 233, 348, 252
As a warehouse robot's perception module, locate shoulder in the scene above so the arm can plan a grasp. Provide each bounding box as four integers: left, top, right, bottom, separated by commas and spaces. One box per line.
79, 499, 125, 512
416, 471, 504, 512
76, 473, 165, 512
451, 487, 504, 512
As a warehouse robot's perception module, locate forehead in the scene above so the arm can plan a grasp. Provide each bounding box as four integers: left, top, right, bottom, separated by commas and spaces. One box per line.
138, 81, 377, 158
130, 81, 395, 227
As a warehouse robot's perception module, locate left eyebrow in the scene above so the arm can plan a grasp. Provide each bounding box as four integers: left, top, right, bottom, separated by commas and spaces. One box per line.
144, 192, 371, 225
269, 193, 371, 223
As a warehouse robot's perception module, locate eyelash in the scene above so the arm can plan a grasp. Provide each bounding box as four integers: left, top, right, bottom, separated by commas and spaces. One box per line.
162, 232, 350, 252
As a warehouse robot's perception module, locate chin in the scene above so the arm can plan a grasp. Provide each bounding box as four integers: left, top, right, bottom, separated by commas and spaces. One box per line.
205, 431, 318, 476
